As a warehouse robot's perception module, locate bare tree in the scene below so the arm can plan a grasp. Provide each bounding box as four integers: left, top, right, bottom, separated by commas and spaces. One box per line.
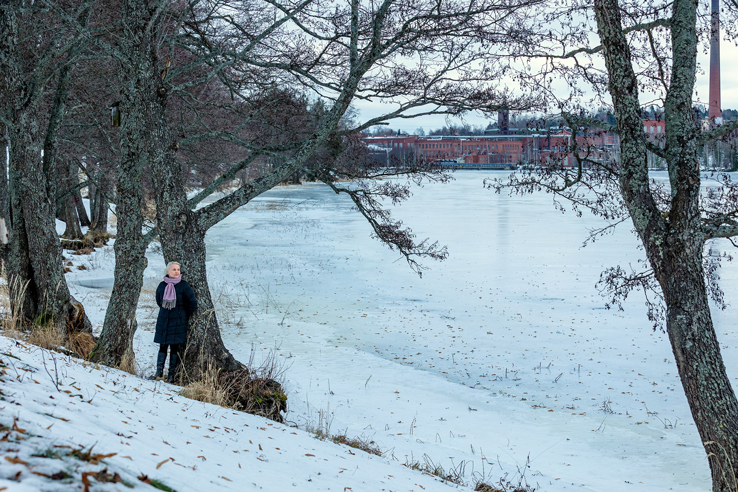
70, 0, 540, 375
490, 0, 738, 488
0, 0, 93, 334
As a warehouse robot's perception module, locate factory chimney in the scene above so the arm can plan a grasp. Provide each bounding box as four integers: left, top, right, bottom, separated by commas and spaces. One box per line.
709, 0, 722, 122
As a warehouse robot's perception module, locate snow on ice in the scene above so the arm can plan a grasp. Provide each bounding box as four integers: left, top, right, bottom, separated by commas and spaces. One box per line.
3, 172, 728, 491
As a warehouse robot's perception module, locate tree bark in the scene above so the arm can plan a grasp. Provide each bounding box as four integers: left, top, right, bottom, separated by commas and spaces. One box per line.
75, 189, 91, 227
90, 0, 159, 366
146, 70, 241, 379
89, 172, 109, 233
0, 124, 9, 253
7, 117, 76, 329
660, 247, 738, 491
62, 162, 84, 240
594, 0, 738, 488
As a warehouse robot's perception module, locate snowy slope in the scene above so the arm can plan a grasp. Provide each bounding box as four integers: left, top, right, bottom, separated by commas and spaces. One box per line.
0, 336, 485, 492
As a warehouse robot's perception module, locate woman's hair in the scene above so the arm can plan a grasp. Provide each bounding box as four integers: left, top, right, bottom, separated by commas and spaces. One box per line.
164, 261, 181, 276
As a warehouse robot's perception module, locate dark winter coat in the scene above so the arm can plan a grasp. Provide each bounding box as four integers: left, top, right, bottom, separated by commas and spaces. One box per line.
154, 279, 197, 345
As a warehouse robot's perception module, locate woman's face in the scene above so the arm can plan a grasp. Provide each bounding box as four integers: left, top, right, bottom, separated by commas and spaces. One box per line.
167, 263, 181, 278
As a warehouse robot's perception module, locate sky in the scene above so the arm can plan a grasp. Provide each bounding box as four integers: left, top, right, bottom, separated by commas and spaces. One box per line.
354, 33, 738, 134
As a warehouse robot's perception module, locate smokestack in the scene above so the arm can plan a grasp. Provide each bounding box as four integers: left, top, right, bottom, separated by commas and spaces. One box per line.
708, 0, 721, 121
498, 109, 509, 136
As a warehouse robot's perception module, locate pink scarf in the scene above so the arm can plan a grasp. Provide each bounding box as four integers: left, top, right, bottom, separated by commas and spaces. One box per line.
162, 275, 182, 310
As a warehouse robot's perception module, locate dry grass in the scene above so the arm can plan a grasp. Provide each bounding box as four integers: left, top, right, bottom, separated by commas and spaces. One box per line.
117, 346, 138, 375
178, 347, 288, 423
0, 271, 28, 340
27, 324, 66, 350
304, 407, 381, 456
0, 264, 95, 358
331, 433, 382, 456
180, 361, 230, 406
68, 332, 96, 359
474, 483, 534, 492
402, 454, 470, 485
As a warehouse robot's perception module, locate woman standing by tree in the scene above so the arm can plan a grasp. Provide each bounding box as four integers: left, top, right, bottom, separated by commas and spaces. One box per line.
155, 262, 197, 382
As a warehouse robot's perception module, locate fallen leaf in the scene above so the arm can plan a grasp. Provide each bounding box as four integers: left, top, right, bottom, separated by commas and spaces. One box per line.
156, 458, 172, 469
305, 453, 315, 457
221, 477, 232, 482
4, 456, 29, 465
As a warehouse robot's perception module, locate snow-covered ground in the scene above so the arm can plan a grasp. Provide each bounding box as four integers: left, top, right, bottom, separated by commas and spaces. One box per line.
6, 171, 733, 491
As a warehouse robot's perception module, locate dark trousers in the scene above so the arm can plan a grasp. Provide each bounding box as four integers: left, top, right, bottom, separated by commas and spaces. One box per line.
159, 343, 183, 357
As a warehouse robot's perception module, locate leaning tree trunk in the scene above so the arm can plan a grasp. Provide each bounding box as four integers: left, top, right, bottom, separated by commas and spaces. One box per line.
658, 246, 738, 491
594, 0, 738, 488
74, 188, 90, 227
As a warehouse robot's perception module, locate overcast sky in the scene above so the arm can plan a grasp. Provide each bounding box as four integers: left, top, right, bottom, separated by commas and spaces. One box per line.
355, 40, 738, 134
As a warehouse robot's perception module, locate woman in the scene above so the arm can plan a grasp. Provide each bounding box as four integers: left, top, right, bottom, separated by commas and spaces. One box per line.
154, 261, 197, 382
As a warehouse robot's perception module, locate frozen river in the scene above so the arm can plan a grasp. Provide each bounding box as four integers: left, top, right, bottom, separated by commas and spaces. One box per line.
138, 171, 738, 490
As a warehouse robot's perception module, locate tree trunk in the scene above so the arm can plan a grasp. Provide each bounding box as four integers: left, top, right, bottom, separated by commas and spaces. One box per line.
146, 97, 241, 380
90, 115, 147, 366
89, 172, 109, 232
171, 226, 241, 380
1, 1, 96, 336
62, 194, 83, 239
7, 118, 78, 329
594, 0, 738, 488
0, 124, 10, 254
91, 0, 161, 366
62, 162, 83, 240
6, 143, 38, 319
75, 189, 90, 227
658, 247, 738, 491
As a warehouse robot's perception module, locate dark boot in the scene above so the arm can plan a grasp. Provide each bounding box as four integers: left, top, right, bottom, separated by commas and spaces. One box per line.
155, 352, 167, 379
167, 352, 179, 383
